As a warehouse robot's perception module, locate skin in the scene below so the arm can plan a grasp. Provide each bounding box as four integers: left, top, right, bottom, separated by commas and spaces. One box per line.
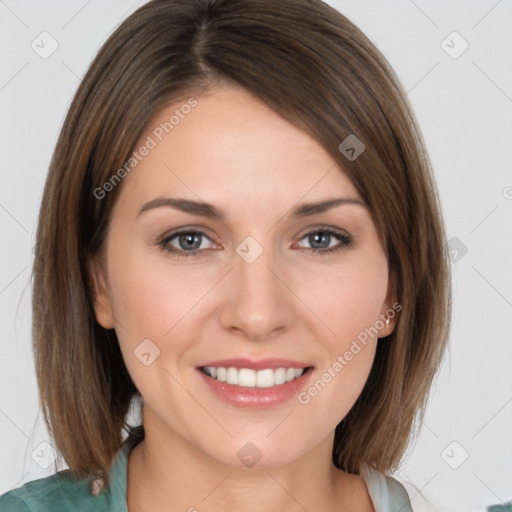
89, 83, 397, 511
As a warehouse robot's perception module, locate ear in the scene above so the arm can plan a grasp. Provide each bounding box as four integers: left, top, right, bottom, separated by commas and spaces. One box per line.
377, 269, 399, 338
88, 253, 115, 329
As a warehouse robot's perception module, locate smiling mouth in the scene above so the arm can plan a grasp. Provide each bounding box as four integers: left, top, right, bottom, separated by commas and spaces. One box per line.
199, 366, 313, 388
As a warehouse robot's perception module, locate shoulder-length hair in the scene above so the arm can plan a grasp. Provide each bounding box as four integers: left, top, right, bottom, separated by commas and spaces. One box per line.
32, 0, 451, 489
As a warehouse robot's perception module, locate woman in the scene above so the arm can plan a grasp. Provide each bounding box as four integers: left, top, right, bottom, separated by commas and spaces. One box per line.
0, 0, 451, 510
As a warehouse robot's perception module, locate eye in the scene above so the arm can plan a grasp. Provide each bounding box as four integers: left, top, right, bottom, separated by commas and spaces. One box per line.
158, 230, 215, 258
158, 227, 353, 259
295, 228, 353, 255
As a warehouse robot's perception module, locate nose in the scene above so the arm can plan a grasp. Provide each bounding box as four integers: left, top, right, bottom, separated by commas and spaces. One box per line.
219, 240, 295, 341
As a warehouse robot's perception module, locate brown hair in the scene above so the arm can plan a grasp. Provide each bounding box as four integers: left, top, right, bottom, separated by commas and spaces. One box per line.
32, 0, 451, 489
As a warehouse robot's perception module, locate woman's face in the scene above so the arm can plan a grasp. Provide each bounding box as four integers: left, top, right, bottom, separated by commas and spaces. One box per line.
90, 84, 396, 468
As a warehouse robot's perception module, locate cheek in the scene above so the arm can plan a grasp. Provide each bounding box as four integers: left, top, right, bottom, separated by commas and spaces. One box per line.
105, 246, 214, 387
107, 244, 209, 339
105, 252, 203, 404
300, 271, 383, 423
308, 255, 387, 413
306, 255, 388, 344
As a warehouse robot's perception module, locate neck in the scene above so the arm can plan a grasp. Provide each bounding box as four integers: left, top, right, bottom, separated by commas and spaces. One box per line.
126, 406, 371, 512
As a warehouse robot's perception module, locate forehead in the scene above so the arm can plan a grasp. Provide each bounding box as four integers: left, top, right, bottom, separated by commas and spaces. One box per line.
113, 85, 361, 217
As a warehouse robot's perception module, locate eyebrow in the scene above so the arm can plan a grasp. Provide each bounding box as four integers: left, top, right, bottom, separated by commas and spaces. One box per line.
136, 196, 367, 220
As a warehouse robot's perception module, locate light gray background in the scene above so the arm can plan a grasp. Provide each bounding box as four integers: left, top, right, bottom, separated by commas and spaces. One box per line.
1, 1, 511, 511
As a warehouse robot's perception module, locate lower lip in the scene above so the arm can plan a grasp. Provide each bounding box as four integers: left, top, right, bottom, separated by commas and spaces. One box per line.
197, 368, 313, 409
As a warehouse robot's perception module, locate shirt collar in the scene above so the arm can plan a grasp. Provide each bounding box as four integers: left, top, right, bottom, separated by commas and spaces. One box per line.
92, 435, 140, 512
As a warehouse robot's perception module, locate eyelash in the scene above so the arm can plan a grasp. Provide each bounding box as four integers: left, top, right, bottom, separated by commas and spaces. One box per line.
157, 228, 353, 259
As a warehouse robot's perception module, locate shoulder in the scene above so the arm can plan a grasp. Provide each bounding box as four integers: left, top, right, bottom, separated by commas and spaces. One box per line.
0, 471, 110, 512
359, 463, 413, 512
0, 436, 135, 512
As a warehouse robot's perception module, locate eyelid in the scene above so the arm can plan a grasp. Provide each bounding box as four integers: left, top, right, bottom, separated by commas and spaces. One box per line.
159, 224, 352, 245
159, 226, 217, 242
295, 224, 352, 240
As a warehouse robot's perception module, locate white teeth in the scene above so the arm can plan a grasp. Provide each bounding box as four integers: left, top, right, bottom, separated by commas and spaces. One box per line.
202, 366, 306, 388
274, 368, 286, 385
226, 367, 238, 385
216, 367, 227, 382
238, 368, 256, 387
256, 369, 274, 388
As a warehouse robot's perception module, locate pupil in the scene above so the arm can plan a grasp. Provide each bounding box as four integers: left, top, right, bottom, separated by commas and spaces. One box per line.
311, 232, 329, 249
180, 233, 200, 250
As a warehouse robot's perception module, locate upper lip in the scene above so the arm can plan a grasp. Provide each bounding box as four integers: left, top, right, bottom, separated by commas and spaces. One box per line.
198, 357, 313, 370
